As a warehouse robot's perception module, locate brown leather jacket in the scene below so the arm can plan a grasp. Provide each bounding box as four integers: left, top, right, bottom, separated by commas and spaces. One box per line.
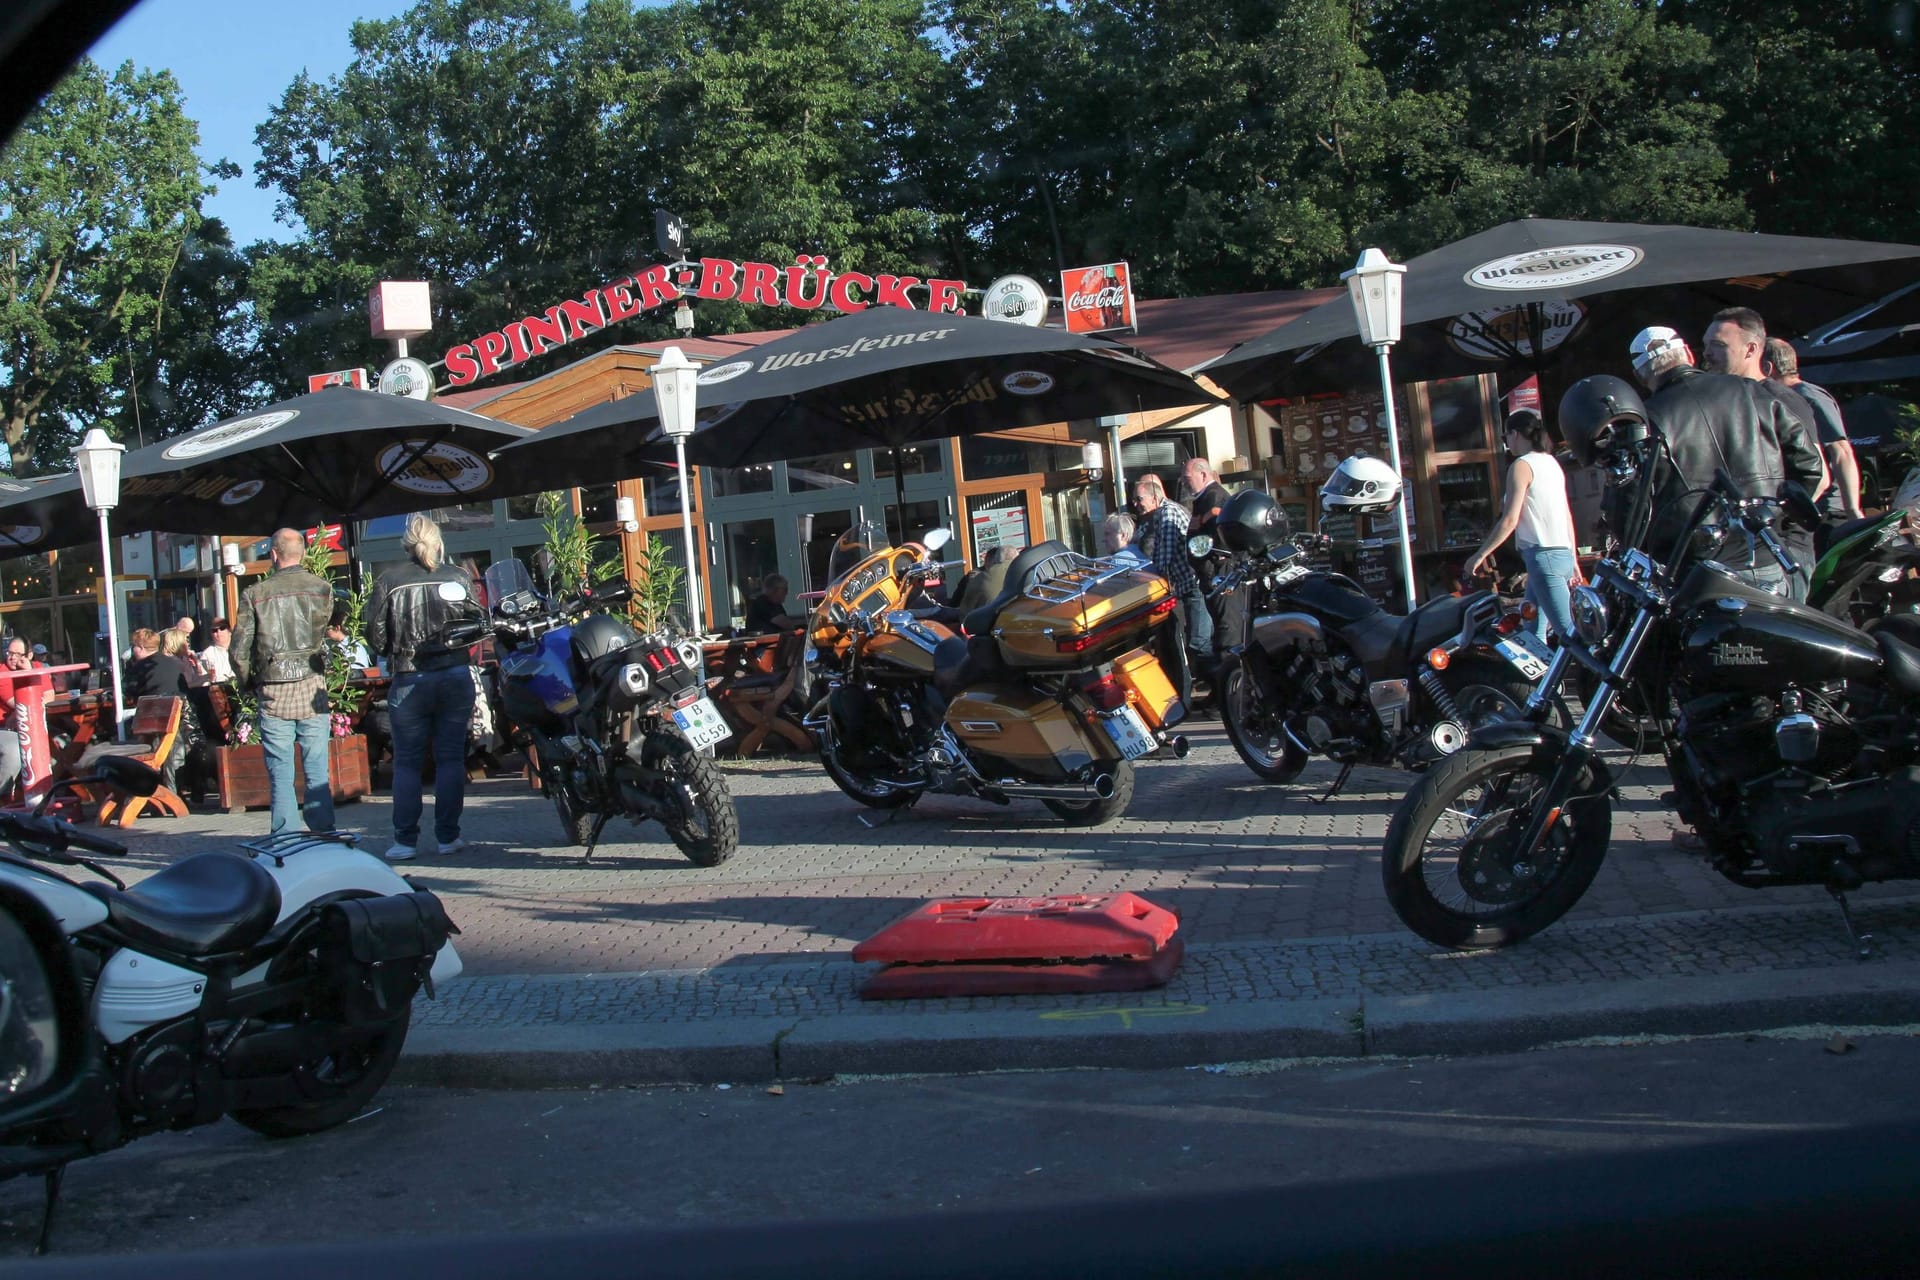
232, 565, 333, 687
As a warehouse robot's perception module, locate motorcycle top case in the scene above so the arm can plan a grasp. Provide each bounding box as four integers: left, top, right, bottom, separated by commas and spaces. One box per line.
991, 556, 1173, 669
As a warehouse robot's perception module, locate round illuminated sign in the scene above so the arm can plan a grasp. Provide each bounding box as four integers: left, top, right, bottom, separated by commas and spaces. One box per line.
379, 357, 435, 400
982, 275, 1049, 327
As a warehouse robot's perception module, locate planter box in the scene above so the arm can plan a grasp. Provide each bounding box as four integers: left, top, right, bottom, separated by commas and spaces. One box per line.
215, 733, 371, 815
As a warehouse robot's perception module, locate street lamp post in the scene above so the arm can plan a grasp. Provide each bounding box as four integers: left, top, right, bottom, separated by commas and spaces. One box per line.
1343, 247, 1419, 609
651, 346, 706, 637
75, 429, 128, 740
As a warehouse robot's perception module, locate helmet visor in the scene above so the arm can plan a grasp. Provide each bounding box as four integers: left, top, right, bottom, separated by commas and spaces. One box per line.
1324, 472, 1377, 499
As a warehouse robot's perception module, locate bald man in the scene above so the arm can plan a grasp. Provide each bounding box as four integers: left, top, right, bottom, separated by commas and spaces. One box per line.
232, 528, 336, 834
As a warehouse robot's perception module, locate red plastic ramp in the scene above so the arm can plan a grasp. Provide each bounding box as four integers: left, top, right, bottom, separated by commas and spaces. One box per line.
859, 935, 1185, 1000
851, 893, 1179, 965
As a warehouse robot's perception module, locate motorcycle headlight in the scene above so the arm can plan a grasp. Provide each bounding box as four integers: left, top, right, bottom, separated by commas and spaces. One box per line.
619, 663, 651, 698
1187, 534, 1214, 558
1569, 585, 1610, 647
675, 641, 701, 669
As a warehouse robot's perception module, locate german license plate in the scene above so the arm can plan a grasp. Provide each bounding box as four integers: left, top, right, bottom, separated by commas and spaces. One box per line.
672, 696, 732, 749
1496, 631, 1551, 681
1101, 706, 1156, 760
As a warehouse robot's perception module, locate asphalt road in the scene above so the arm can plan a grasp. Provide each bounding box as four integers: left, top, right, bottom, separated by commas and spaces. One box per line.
6, 1029, 1917, 1261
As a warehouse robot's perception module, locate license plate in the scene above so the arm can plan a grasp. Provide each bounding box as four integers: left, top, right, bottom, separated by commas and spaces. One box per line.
1101, 706, 1156, 760
671, 696, 732, 749
1495, 633, 1551, 682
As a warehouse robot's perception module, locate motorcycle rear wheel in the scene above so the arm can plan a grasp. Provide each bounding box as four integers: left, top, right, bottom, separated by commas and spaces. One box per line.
641, 729, 738, 867
230, 1005, 410, 1140
1382, 743, 1612, 949
1219, 654, 1310, 784
1042, 759, 1135, 826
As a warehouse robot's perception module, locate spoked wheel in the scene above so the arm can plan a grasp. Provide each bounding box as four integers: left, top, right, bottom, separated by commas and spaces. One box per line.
641, 729, 739, 866
1381, 743, 1612, 949
1219, 655, 1308, 784
1042, 759, 1135, 826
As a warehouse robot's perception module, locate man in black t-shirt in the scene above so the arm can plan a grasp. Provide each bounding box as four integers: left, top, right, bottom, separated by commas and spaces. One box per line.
1765, 338, 1862, 517
1184, 457, 1231, 536
743, 574, 801, 634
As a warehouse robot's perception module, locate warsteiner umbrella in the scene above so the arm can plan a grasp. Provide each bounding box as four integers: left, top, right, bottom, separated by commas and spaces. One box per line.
493, 306, 1219, 541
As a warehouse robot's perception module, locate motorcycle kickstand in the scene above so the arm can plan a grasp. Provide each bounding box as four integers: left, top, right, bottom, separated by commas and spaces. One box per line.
1828, 885, 1876, 962
580, 811, 614, 862
1310, 763, 1354, 806
34, 1163, 66, 1256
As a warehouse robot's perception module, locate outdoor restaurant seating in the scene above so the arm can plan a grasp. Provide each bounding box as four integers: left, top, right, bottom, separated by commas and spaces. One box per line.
79, 695, 190, 827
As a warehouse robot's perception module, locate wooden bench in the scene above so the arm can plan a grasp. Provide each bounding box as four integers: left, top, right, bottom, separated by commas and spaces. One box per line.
80, 695, 189, 827
714, 630, 815, 756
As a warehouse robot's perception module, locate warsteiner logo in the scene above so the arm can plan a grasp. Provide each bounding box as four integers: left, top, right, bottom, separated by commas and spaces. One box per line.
378, 441, 494, 496
1465, 245, 1643, 291
164, 410, 299, 460
1711, 642, 1768, 667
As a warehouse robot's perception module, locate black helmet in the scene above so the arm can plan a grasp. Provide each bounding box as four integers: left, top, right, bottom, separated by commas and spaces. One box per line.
1217, 489, 1289, 553
1558, 375, 1651, 467
569, 613, 635, 668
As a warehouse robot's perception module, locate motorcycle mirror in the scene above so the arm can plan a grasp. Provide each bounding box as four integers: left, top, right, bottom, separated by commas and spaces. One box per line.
1187, 534, 1215, 558
1777, 480, 1822, 531
94, 755, 161, 798
922, 528, 953, 552
592, 576, 634, 604
0, 886, 91, 1133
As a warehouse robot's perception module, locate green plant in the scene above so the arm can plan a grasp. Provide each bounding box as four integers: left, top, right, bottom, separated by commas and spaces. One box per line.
298, 533, 371, 725
633, 534, 687, 634
537, 491, 616, 593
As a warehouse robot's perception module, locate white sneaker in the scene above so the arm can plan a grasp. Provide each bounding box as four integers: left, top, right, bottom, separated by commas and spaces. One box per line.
382, 841, 419, 862
437, 837, 471, 856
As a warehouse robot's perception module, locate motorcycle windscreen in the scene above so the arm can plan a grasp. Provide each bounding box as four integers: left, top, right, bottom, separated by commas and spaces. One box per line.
826, 520, 889, 588
485, 557, 536, 604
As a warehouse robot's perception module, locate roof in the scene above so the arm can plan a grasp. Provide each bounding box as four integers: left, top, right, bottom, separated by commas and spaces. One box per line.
1127, 289, 1342, 373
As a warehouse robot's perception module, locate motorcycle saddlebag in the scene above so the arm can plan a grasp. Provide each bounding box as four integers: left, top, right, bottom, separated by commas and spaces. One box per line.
319, 891, 461, 1024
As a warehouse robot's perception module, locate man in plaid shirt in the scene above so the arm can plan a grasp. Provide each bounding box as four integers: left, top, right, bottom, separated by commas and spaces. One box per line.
1132, 473, 1211, 697
232, 528, 335, 835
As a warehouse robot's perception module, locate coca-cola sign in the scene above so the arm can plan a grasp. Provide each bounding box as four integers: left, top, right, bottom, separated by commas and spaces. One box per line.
1060, 261, 1136, 335
442, 257, 968, 387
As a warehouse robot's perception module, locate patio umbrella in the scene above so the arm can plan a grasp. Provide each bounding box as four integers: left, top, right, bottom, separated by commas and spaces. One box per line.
1202, 218, 1920, 405
493, 305, 1218, 540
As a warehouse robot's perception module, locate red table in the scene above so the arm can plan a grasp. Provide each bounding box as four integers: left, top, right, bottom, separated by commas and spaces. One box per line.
0, 664, 93, 805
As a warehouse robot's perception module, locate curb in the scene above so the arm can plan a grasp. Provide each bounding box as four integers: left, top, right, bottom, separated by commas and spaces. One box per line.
393, 961, 1920, 1089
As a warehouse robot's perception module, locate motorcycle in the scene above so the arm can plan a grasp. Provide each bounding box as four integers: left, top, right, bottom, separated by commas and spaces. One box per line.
1201, 521, 1554, 795
0, 757, 460, 1250
485, 558, 739, 865
1381, 388, 1920, 954
803, 522, 1188, 827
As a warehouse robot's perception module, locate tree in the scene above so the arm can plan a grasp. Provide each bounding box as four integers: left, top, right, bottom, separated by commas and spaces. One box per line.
0, 59, 216, 473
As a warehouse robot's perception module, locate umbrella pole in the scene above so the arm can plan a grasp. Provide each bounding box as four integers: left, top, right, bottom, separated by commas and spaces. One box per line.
343, 520, 363, 595
891, 446, 908, 545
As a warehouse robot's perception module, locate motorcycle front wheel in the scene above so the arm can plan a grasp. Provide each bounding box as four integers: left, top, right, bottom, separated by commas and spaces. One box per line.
1218, 654, 1309, 784
641, 729, 739, 867
1382, 743, 1612, 949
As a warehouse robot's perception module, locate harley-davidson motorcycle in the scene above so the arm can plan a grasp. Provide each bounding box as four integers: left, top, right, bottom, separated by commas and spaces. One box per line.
804, 522, 1188, 826
1205, 482, 1554, 794
0, 757, 460, 1251
1382, 374, 1920, 953
485, 558, 739, 865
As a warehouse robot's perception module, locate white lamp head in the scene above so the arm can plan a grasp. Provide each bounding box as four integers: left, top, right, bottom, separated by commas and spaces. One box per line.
75, 428, 126, 511
652, 346, 699, 441
615, 494, 639, 532
1342, 247, 1407, 349
221, 542, 242, 575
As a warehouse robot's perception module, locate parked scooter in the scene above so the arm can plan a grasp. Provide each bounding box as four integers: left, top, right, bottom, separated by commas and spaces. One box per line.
1208, 464, 1554, 795
485, 558, 739, 865
0, 756, 460, 1251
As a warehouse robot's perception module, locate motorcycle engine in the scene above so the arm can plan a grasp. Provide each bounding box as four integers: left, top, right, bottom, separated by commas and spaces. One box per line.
1288, 650, 1373, 753
1676, 684, 1863, 793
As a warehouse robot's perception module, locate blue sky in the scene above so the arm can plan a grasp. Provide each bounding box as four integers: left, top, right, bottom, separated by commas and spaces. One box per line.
89, 0, 415, 247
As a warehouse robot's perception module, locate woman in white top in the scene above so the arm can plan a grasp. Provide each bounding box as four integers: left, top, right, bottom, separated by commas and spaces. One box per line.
1465, 410, 1579, 640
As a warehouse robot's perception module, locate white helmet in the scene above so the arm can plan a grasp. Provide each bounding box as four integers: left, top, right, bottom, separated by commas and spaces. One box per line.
1320, 454, 1401, 515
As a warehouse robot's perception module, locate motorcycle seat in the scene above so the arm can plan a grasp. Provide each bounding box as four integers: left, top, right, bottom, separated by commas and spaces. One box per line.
1870, 613, 1920, 649
932, 634, 971, 695
1815, 515, 1886, 559
964, 540, 1073, 637
1874, 629, 1920, 699
1398, 592, 1476, 663
81, 850, 282, 957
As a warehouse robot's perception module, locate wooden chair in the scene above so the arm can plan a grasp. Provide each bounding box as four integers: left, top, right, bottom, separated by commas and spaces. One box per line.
720, 630, 816, 757
81, 696, 190, 827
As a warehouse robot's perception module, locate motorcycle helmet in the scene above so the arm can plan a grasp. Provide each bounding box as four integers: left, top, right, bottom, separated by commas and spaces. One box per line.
1558, 374, 1651, 467
569, 613, 636, 668
1320, 454, 1401, 515
1217, 489, 1290, 553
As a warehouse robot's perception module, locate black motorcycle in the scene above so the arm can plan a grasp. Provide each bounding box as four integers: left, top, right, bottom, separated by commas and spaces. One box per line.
1197, 517, 1552, 796
1382, 389, 1920, 954
484, 559, 739, 866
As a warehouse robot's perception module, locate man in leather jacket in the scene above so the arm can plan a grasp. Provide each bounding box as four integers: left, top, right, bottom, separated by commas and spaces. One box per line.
1628, 326, 1827, 595
365, 513, 480, 862
232, 528, 335, 834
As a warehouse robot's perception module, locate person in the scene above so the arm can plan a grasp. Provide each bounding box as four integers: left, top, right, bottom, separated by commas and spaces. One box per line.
1628, 324, 1828, 597
198, 617, 235, 683
232, 528, 335, 836
956, 546, 1012, 613
1765, 337, 1862, 518
128, 628, 212, 805
1133, 472, 1211, 688
0, 638, 33, 799
743, 574, 801, 634
1465, 410, 1578, 641
366, 513, 480, 862
1098, 512, 1150, 566
1184, 457, 1230, 536
327, 616, 374, 670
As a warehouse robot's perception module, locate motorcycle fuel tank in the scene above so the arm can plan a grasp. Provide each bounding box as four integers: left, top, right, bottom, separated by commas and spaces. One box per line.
1679, 595, 1881, 694
500, 625, 578, 728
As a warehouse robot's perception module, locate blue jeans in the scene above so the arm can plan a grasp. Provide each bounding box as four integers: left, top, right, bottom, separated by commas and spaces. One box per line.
259, 712, 334, 835
388, 666, 476, 846
1520, 545, 1578, 643
1181, 585, 1214, 662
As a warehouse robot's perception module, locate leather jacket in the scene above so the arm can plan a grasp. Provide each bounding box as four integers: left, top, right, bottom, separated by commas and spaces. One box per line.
232, 566, 333, 687
1642, 366, 1827, 560
366, 560, 480, 675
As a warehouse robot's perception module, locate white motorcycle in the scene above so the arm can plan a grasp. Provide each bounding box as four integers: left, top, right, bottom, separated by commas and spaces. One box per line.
0, 756, 460, 1251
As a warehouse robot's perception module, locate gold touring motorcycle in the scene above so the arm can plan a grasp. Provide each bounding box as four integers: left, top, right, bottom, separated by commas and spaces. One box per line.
803, 522, 1189, 826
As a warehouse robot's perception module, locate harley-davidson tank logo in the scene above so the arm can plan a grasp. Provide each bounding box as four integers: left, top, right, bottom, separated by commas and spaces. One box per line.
1711, 642, 1767, 667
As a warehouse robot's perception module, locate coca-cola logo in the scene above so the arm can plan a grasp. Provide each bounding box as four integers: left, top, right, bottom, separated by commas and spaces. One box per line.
1066, 286, 1129, 310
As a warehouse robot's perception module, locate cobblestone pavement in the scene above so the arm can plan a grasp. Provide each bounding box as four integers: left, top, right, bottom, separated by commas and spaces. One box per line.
103, 722, 1913, 982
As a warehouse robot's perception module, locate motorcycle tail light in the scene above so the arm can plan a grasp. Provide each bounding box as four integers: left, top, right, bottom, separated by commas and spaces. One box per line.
644, 648, 678, 673
1427, 648, 1451, 671
1056, 597, 1177, 654
1495, 613, 1521, 636
1080, 671, 1128, 712
1520, 601, 1539, 623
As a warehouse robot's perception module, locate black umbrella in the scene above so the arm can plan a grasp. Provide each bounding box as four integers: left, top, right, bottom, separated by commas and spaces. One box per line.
1203, 218, 1920, 404
493, 306, 1218, 540
0, 388, 534, 578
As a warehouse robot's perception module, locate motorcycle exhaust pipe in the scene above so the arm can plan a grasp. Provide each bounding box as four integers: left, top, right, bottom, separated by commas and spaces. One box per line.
1164, 734, 1190, 758
996, 772, 1118, 802
221, 1022, 380, 1077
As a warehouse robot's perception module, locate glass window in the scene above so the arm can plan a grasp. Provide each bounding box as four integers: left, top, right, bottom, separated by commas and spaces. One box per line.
359, 503, 494, 539
721, 518, 778, 626
870, 441, 943, 478
579, 484, 618, 525
798, 509, 855, 597
1428, 377, 1491, 454
509, 491, 562, 523
642, 470, 686, 518
710, 464, 774, 497
785, 451, 860, 492
1435, 463, 1496, 549
884, 499, 945, 550
58, 600, 101, 667
55, 546, 101, 596
1, 553, 53, 602
960, 435, 1040, 481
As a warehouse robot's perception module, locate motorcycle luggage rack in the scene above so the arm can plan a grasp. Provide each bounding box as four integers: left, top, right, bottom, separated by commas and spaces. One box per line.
240, 829, 363, 867
1022, 552, 1138, 603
